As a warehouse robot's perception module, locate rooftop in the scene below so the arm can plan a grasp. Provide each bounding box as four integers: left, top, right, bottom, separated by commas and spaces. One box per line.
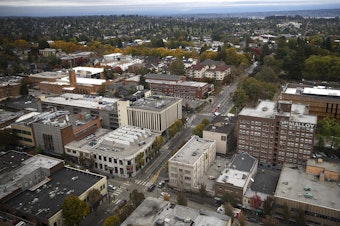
59, 76, 106, 86
128, 95, 181, 112
42, 93, 118, 110
0, 152, 63, 200
29, 71, 67, 79
251, 168, 280, 195
284, 85, 340, 98
239, 100, 317, 124
121, 197, 230, 226
4, 166, 105, 219
275, 164, 340, 211
0, 109, 23, 124
169, 135, 216, 165
147, 79, 208, 87
216, 152, 257, 188
65, 126, 158, 158
145, 73, 184, 81
204, 114, 236, 134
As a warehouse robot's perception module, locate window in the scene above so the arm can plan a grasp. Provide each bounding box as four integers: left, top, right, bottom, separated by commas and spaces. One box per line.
221, 135, 226, 141
43, 134, 54, 151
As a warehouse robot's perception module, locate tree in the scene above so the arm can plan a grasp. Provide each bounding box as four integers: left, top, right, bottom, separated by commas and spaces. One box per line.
169, 58, 185, 75
262, 196, 274, 216
262, 215, 279, 226
97, 84, 107, 96
62, 195, 89, 226
224, 202, 234, 222
199, 183, 207, 200
222, 193, 236, 207
296, 209, 306, 226
153, 135, 163, 153
316, 117, 340, 149
103, 215, 120, 226
237, 212, 247, 226
232, 88, 248, 112
20, 78, 30, 95
129, 189, 145, 208
88, 189, 102, 211
282, 203, 290, 223
254, 65, 278, 83
177, 191, 188, 206
250, 194, 262, 211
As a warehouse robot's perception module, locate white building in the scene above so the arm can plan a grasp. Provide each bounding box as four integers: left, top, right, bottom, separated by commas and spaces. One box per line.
168, 135, 216, 192
64, 125, 159, 178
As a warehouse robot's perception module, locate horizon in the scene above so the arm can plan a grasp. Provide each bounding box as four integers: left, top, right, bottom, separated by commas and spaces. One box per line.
0, 0, 339, 17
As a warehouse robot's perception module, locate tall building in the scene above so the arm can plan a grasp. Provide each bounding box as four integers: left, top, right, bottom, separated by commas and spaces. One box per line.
168, 135, 216, 192
237, 100, 317, 167
281, 83, 340, 122
118, 95, 182, 133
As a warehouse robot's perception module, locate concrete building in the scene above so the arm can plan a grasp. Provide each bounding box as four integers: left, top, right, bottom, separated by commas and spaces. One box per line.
39, 93, 119, 129
31, 110, 102, 155
203, 114, 237, 156
186, 60, 231, 81
168, 135, 216, 192
118, 95, 182, 133
65, 125, 159, 178
121, 197, 231, 226
11, 112, 40, 147
0, 151, 107, 226
281, 83, 340, 122
0, 81, 21, 100
215, 152, 258, 204
274, 162, 340, 226
237, 100, 317, 167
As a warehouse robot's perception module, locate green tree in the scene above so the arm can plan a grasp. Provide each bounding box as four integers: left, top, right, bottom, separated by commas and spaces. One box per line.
224, 202, 234, 222
199, 183, 207, 200
222, 193, 236, 207
62, 195, 89, 226
254, 65, 278, 83
232, 88, 248, 112
152, 135, 164, 153
296, 209, 306, 226
262, 196, 274, 216
129, 189, 145, 208
316, 117, 340, 149
103, 215, 120, 226
177, 191, 188, 206
88, 189, 102, 211
169, 58, 185, 75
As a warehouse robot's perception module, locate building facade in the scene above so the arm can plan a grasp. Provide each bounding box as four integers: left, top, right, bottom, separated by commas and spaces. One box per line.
203, 114, 237, 156
168, 135, 216, 192
118, 95, 182, 133
281, 83, 340, 122
237, 100, 317, 167
65, 125, 159, 178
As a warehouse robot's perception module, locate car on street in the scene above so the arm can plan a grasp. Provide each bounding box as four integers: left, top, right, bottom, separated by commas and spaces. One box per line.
147, 184, 156, 192
108, 184, 116, 191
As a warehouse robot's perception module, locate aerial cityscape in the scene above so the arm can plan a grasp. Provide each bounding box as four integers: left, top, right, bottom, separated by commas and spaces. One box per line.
0, 4, 339, 226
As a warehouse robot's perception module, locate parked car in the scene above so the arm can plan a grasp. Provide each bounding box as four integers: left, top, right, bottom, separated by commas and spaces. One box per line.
108, 184, 116, 191
158, 181, 165, 188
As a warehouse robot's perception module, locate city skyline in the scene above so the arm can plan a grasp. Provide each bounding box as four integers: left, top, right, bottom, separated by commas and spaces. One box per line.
0, 0, 339, 17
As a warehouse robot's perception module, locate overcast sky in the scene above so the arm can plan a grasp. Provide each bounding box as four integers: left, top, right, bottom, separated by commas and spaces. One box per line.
0, 0, 339, 17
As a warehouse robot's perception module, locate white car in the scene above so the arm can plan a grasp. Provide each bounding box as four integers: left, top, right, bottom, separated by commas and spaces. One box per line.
108, 184, 117, 190
161, 192, 170, 197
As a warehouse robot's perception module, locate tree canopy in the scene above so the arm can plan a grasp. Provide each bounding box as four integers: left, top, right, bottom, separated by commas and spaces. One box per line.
62, 195, 89, 226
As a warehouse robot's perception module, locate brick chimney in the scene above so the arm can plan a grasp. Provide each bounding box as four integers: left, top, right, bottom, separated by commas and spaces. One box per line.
69, 69, 76, 87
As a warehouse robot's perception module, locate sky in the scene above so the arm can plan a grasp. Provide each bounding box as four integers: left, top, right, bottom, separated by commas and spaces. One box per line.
0, 0, 339, 17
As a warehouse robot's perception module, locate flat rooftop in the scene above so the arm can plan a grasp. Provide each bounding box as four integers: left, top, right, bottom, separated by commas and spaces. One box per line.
29, 71, 67, 79
121, 197, 230, 226
216, 152, 257, 188
129, 96, 181, 112
59, 76, 106, 86
284, 85, 340, 98
307, 159, 340, 174
251, 168, 280, 195
275, 164, 340, 211
0, 152, 63, 200
239, 100, 317, 124
204, 115, 236, 134
147, 79, 207, 87
169, 135, 215, 165
65, 126, 158, 158
4, 166, 105, 220
41, 93, 118, 110
0, 110, 22, 124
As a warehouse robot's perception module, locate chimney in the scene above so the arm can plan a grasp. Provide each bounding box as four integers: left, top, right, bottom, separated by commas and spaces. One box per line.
69, 69, 76, 87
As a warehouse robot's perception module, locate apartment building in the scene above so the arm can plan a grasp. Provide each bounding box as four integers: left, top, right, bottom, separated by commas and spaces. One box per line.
237, 100, 317, 167
11, 112, 40, 147
168, 135, 216, 192
0, 151, 107, 226
274, 162, 340, 226
65, 125, 159, 178
118, 95, 182, 133
281, 83, 340, 122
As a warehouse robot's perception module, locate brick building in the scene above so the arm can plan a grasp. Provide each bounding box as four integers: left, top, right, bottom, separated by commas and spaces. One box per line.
237, 100, 317, 167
